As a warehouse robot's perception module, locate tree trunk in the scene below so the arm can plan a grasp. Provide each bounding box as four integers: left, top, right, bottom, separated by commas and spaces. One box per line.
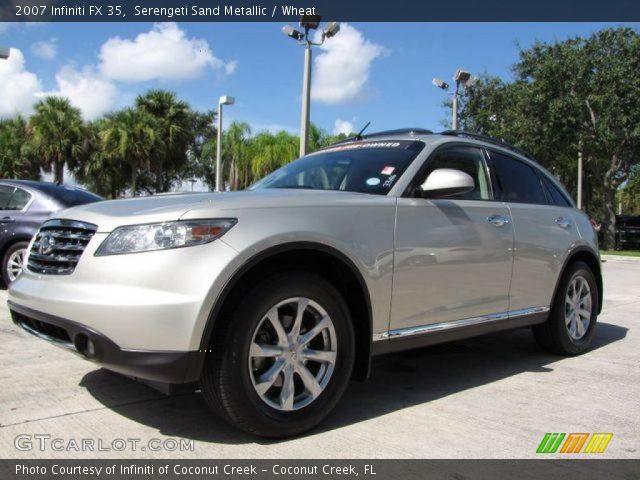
602, 185, 616, 250
602, 157, 620, 251
156, 159, 163, 193
233, 162, 239, 191
131, 163, 137, 197
229, 159, 236, 191
54, 160, 64, 184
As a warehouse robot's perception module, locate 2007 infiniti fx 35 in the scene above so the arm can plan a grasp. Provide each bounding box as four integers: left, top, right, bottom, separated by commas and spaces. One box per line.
8, 129, 602, 437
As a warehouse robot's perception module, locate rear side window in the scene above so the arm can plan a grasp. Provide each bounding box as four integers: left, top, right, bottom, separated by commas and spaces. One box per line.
420, 146, 491, 200
7, 188, 32, 210
0, 185, 15, 209
489, 152, 546, 205
541, 175, 572, 207
35, 184, 103, 207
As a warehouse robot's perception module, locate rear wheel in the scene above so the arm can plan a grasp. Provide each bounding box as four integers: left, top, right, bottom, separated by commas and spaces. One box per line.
532, 261, 599, 355
2, 241, 28, 287
200, 271, 355, 437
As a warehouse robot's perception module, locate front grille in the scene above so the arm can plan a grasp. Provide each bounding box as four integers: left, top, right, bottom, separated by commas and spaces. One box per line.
12, 310, 72, 344
27, 219, 97, 275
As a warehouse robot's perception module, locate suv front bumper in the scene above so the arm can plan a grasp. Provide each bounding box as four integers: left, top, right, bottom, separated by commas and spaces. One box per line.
9, 301, 204, 383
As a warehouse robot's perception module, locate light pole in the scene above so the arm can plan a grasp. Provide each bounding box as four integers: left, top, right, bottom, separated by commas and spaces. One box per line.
577, 150, 583, 210
432, 69, 475, 130
215, 95, 235, 192
282, 16, 340, 157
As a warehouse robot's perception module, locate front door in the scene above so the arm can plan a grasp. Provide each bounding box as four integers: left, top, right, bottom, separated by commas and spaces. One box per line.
390, 145, 514, 332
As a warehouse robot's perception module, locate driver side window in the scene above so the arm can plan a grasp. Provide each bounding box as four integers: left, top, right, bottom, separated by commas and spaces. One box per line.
418, 146, 491, 200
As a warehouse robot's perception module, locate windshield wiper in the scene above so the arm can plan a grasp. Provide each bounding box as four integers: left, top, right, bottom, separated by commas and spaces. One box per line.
272, 185, 317, 190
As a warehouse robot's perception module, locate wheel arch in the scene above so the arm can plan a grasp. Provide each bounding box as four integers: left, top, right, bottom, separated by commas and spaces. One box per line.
553, 246, 603, 314
198, 241, 374, 382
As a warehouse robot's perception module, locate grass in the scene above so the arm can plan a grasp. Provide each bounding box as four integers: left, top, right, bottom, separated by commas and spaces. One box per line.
601, 250, 640, 257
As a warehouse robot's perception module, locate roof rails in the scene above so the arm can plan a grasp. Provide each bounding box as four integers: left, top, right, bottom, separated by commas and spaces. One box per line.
440, 130, 537, 162
332, 128, 434, 145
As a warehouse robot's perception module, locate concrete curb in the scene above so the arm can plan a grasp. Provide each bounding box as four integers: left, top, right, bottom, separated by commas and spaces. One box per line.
601, 254, 640, 262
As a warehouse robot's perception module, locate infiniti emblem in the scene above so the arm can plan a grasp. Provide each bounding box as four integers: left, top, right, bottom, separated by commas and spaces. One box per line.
38, 232, 55, 255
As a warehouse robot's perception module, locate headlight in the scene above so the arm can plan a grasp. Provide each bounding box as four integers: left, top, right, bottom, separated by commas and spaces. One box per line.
95, 219, 237, 256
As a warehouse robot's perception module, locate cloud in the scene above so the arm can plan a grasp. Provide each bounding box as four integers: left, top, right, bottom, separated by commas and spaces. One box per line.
0, 48, 42, 118
40, 66, 117, 120
312, 24, 385, 104
99, 22, 234, 82
333, 119, 354, 135
31, 38, 57, 59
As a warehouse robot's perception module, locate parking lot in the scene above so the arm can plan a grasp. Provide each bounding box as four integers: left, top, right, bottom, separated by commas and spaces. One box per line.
0, 257, 638, 459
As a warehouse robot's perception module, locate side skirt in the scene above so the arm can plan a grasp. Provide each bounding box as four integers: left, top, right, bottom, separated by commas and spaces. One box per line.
371, 308, 549, 356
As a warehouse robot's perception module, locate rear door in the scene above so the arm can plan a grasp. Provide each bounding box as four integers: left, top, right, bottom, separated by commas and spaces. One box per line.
390, 145, 514, 332
487, 150, 577, 312
0, 185, 35, 242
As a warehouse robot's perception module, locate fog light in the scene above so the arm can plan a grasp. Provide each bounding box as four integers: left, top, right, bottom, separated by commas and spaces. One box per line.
74, 333, 96, 359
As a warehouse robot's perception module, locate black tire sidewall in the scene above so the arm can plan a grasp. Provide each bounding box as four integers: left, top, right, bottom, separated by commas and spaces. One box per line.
205, 271, 355, 437
2, 241, 28, 287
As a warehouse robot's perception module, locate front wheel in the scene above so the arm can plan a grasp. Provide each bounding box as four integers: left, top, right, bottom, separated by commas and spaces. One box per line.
200, 271, 355, 438
532, 261, 599, 355
2, 241, 28, 287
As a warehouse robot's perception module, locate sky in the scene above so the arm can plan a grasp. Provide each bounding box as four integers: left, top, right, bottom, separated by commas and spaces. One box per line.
0, 21, 638, 137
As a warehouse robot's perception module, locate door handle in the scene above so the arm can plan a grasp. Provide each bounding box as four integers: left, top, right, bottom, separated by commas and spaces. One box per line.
487, 215, 510, 227
555, 217, 571, 228
0, 216, 14, 223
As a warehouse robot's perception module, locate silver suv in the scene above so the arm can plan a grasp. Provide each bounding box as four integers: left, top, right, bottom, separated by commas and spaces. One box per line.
8, 129, 602, 438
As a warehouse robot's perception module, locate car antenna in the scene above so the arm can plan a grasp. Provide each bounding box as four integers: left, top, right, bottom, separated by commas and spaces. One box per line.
354, 121, 371, 141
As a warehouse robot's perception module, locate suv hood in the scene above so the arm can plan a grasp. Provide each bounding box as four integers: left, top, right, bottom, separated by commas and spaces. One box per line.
57, 189, 381, 232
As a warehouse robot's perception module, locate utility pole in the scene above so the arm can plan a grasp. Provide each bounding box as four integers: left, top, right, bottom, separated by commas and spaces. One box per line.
282, 18, 340, 157
215, 96, 234, 192
433, 69, 474, 131
300, 42, 312, 157
577, 150, 583, 210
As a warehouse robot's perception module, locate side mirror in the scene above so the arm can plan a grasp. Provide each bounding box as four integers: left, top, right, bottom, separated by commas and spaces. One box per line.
418, 168, 475, 198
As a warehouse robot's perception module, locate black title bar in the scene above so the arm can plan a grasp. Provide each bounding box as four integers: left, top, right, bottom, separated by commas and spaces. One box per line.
1, 0, 639, 22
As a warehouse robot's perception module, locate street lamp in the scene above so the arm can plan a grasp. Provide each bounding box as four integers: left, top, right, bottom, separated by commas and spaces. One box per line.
215, 95, 235, 192
282, 16, 340, 157
432, 68, 475, 130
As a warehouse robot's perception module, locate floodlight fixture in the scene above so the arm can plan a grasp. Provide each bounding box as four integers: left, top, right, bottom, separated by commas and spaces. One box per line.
432, 77, 449, 90
454, 69, 472, 84
282, 25, 304, 41
300, 14, 322, 30
323, 22, 340, 38
219, 95, 235, 106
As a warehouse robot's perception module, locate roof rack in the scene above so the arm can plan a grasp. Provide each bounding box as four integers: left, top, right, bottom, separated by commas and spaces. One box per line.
332, 128, 433, 145
440, 130, 537, 162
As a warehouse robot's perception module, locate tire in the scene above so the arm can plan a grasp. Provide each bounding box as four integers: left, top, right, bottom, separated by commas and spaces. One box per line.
2, 241, 29, 287
200, 271, 355, 438
532, 261, 599, 355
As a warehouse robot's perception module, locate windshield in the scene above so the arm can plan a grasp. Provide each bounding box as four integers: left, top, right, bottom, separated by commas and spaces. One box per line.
250, 140, 424, 195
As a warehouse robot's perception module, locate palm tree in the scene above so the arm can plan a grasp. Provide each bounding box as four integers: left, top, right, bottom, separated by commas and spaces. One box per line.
74, 120, 127, 199
99, 109, 162, 196
250, 130, 299, 179
223, 121, 251, 190
0, 116, 39, 179
135, 90, 191, 192
29, 97, 85, 184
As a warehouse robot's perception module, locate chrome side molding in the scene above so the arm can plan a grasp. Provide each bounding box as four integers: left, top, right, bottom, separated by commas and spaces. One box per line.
373, 306, 550, 342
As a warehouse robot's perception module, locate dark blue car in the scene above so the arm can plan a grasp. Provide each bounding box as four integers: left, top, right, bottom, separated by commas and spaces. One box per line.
0, 180, 102, 286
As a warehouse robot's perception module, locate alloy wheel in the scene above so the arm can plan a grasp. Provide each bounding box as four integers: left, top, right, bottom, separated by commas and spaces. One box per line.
565, 275, 592, 341
7, 248, 26, 283
248, 297, 337, 411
